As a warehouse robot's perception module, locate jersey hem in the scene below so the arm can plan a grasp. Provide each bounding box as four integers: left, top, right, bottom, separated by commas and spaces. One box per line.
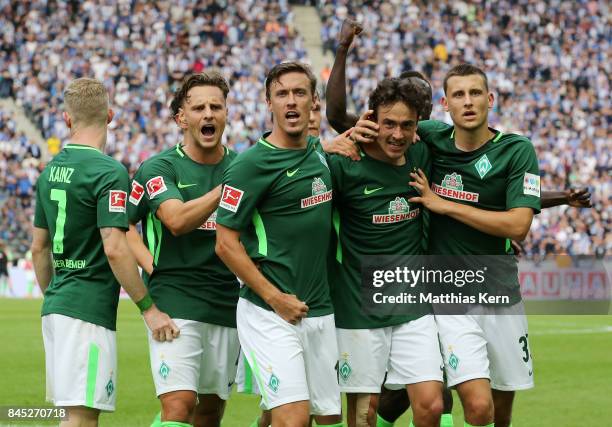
241, 296, 334, 318
41, 309, 116, 331
334, 312, 427, 329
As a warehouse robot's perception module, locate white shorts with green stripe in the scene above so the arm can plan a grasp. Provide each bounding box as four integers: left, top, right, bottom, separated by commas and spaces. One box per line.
236, 349, 261, 395
237, 298, 341, 415
147, 319, 240, 399
42, 313, 117, 411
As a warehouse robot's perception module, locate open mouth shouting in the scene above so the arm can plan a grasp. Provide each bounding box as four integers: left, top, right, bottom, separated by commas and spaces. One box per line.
201, 123, 216, 139
285, 110, 300, 125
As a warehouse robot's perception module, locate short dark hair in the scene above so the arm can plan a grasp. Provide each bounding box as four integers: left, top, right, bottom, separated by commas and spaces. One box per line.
443, 63, 489, 94
172, 71, 230, 116
368, 78, 425, 122
265, 61, 317, 101
398, 71, 433, 120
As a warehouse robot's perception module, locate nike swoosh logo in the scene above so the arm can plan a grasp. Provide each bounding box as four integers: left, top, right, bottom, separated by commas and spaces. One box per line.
528, 370, 533, 376
177, 182, 197, 189
364, 186, 383, 195
286, 168, 299, 177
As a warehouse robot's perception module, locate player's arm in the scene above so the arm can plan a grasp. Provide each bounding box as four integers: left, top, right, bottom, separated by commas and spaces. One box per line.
155, 185, 221, 236
126, 223, 153, 275
31, 227, 53, 293
215, 224, 308, 324
100, 226, 179, 341
409, 169, 534, 241
326, 19, 362, 133
541, 188, 592, 209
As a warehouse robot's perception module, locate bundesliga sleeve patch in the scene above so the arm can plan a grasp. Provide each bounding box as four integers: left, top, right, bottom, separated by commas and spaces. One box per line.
523, 172, 541, 197
129, 180, 145, 205
219, 185, 244, 213
146, 176, 167, 198
109, 190, 127, 213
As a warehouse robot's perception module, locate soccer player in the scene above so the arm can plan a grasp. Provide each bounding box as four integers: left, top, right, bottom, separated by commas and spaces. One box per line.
31, 77, 178, 427
327, 19, 593, 427
328, 76, 445, 427
126, 72, 241, 427
215, 62, 342, 427
352, 64, 539, 427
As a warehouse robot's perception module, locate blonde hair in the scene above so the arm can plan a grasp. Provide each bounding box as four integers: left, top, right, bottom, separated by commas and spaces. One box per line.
63, 78, 109, 128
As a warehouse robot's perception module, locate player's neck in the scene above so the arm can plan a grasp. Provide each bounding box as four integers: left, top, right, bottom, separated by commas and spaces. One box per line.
182, 139, 224, 164
267, 127, 308, 149
453, 123, 495, 152
69, 127, 107, 152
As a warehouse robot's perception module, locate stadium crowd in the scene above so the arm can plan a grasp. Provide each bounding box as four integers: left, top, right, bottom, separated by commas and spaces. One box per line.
319, 0, 610, 258
0, 0, 609, 260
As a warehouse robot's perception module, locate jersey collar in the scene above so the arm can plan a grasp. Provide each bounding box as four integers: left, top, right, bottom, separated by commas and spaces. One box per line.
65, 143, 102, 153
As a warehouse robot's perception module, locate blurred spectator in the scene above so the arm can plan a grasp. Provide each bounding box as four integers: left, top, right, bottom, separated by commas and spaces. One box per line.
318, 0, 610, 258
0, 0, 608, 260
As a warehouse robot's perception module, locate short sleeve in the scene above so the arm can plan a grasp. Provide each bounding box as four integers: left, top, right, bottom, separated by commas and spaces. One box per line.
140, 158, 183, 214
216, 154, 270, 231
127, 169, 148, 224
96, 164, 130, 229
417, 120, 447, 146
505, 139, 541, 213
33, 180, 48, 228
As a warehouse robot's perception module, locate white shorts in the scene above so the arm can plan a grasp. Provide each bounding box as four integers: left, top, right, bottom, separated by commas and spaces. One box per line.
336, 315, 444, 393
236, 298, 341, 415
42, 314, 117, 411
436, 303, 534, 391
147, 319, 240, 399
236, 349, 261, 395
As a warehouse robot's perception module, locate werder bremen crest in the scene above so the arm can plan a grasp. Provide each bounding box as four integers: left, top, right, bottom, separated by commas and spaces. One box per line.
311, 177, 327, 195
441, 173, 463, 190
388, 197, 409, 214
474, 154, 492, 179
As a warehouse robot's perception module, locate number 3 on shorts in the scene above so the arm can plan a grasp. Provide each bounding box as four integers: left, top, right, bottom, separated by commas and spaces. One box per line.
50, 189, 67, 254
518, 333, 530, 362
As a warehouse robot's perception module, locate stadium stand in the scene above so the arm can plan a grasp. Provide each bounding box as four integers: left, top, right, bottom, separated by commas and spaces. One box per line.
0, 0, 609, 260
318, 0, 610, 258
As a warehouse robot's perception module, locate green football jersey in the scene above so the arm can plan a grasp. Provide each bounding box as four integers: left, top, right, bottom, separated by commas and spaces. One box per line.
418, 120, 541, 301
34, 144, 130, 330
131, 144, 239, 327
216, 135, 334, 317
329, 142, 432, 329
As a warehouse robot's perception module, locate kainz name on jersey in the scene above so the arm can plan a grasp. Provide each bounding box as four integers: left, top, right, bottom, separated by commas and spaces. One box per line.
372, 197, 420, 223
129, 180, 145, 205
432, 173, 479, 202
48, 166, 75, 183
109, 190, 127, 213
301, 177, 332, 208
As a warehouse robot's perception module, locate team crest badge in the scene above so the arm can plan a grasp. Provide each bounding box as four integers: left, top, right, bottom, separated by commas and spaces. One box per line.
475, 154, 492, 179
268, 373, 280, 393
105, 378, 115, 397
448, 352, 460, 370
339, 361, 352, 381
159, 361, 170, 379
